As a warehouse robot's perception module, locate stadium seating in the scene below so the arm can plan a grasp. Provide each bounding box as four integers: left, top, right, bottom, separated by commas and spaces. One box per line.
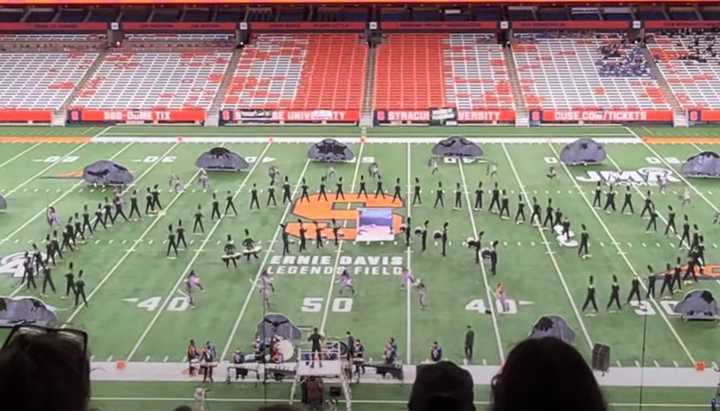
71, 51, 231, 111
374, 33, 514, 111
222, 33, 367, 111
0, 52, 99, 110
648, 33, 720, 110
512, 33, 670, 111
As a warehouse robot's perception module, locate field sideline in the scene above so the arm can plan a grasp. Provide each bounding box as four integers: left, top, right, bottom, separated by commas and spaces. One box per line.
1, 124, 719, 410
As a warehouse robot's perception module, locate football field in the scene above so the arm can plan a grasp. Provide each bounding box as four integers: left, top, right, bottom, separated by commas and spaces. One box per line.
1, 124, 720, 409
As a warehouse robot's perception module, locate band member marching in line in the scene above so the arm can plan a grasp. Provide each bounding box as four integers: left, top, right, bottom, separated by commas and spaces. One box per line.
453, 182, 462, 210
223, 235, 238, 269
280, 224, 291, 256
678, 215, 691, 248
332, 218, 341, 247
499, 190, 510, 220
113, 191, 129, 223
358, 175, 368, 199
515, 194, 525, 224
646, 265, 656, 299
300, 178, 310, 202
128, 189, 141, 220
210, 193, 221, 220
151, 184, 163, 211
166, 224, 178, 258
298, 220, 307, 252
419, 220, 429, 252
665, 205, 677, 235
672, 257, 684, 291
249, 184, 260, 210
530, 197, 542, 226
335, 176, 345, 200
433, 182, 444, 208
626, 277, 642, 307
44, 234, 56, 266
488, 182, 500, 213
266, 181, 277, 207
603, 185, 616, 213
193, 205, 205, 234
474, 181, 483, 211
640, 190, 654, 219
542, 198, 554, 229
145, 187, 154, 215
578, 224, 590, 259
317, 177, 328, 201
646, 205, 658, 233
412, 177, 422, 206
392, 178, 403, 203
82, 205, 94, 236
314, 221, 324, 249
405, 216, 412, 247
62, 262, 75, 300
553, 208, 563, 227
581, 276, 598, 314
374, 176, 385, 199
51, 231, 62, 260
282, 176, 292, 205
102, 197, 114, 226
72, 213, 84, 243
41, 265, 56, 295
176, 220, 188, 250
621, 186, 634, 214
73, 270, 88, 307
659, 263, 674, 298
606, 275, 621, 311
592, 182, 602, 208
440, 222, 449, 257
225, 190, 238, 216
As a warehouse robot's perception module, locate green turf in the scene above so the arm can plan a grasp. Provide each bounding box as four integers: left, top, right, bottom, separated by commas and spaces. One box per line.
2, 125, 720, 409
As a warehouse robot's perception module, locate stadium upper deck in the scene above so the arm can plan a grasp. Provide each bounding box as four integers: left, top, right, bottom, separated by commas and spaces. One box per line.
0, 2, 718, 126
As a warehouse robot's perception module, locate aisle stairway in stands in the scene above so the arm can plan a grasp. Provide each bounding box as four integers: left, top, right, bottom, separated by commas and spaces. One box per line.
206, 48, 243, 127
642, 47, 688, 127
503, 45, 528, 127
54, 50, 106, 125
360, 44, 376, 127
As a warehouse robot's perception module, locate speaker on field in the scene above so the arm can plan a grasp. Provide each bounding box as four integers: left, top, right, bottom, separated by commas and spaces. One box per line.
591, 343, 610, 374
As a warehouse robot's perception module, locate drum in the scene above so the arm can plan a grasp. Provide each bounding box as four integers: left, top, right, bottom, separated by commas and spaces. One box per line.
275, 340, 294, 360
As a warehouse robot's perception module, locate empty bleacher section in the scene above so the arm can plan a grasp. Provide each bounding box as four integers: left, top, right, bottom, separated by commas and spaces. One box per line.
648, 31, 720, 122
221, 33, 366, 123
512, 33, 672, 122
70, 50, 231, 123
0, 52, 98, 122
374, 33, 515, 123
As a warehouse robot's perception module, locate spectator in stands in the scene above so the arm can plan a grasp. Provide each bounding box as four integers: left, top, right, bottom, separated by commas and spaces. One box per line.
408, 361, 475, 411
0, 326, 90, 410
490, 337, 606, 410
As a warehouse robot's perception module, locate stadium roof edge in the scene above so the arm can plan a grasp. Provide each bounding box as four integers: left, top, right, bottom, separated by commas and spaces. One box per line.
0, 0, 715, 4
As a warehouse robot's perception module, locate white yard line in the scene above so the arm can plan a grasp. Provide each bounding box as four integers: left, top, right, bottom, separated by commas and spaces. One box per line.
405, 141, 412, 364
91, 126, 112, 140
548, 142, 697, 366
0, 142, 135, 248
0, 142, 42, 170
457, 160, 505, 362
60, 145, 188, 318
218, 159, 311, 361
126, 142, 272, 361
501, 143, 595, 351
319, 141, 366, 334
3, 142, 90, 197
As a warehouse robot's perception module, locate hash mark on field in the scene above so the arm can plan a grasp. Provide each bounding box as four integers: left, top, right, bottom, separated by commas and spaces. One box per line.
673, 361, 679, 368
95, 240, 101, 244
634, 360, 641, 367
656, 243, 660, 247
713, 361, 718, 370
482, 358, 487, 366
600, 242, 605, 247
616, 360, 622, 368
144, 356, 150, 362
90, 355, 95, 362
163, 356, 168, 362
641, 243, 646, 247
653, 361, 660, 368
107, 355, 113, 362
530, 241, 535, 246
108, 239, 114, 244
122, 240, 127, 244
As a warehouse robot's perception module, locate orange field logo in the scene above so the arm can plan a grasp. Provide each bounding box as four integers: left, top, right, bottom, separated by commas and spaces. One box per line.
285, 193, 404, 241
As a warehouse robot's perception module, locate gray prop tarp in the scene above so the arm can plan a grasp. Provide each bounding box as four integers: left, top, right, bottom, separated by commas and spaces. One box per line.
560, 138, 607, 165
0, 194, 6, 210
83, 160, 134, 185
256, 313, 302, 345
673, 290, 719, 320
307, 139, 354, 162
681, 151, 720, 178
528, 315, 576, 344
196, 147, 249, 172
432, 136, 483, 158
0, 297, 58, 327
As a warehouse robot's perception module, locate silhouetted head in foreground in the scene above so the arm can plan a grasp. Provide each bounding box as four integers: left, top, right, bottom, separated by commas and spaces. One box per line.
408, 360, 475, 411
490, 337, 606, 411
